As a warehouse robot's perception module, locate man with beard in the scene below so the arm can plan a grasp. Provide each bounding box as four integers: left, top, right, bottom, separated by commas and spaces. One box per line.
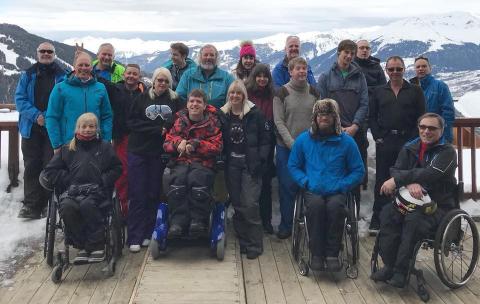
92, 43, 125, 83
272, 35, 316, 89
15, 42, 67, 219
288, 98, 364, 271
176, 44, 234, 109
317, 40, 369, 211
369, 56, 425, 234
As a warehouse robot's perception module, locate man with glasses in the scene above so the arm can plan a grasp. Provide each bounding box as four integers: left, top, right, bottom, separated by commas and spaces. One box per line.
15, 42, 67, 219
368, 56, 425, 234
372, 113, 457, 288
410, 56, 455, 143
288, 98, 364, 271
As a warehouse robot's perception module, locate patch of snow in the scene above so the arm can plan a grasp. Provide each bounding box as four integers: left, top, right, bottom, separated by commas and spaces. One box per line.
455, 90, 480, 117
0, 42, 18, 68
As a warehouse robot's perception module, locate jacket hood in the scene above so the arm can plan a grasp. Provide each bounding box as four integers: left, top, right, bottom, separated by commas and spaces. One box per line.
65, 71, 97, 86
310, 98, 342, 136
220, 99, 255, 118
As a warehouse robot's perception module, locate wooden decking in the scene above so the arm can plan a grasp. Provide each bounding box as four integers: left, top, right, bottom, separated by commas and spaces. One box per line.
3, 229, 479, 304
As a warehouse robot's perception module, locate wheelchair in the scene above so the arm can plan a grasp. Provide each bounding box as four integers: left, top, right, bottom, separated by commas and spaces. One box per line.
370, 182, 479, 302
291, 189, 359, 278
149, 155, 227, 261
44, 187, 125, 283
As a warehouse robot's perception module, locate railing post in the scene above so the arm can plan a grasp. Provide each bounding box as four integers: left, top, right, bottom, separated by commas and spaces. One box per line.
470, 127, 477, 199
457, 126, 463, 185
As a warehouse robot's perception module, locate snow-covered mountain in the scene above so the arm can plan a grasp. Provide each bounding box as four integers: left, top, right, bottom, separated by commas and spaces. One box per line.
1, 12, 480, 103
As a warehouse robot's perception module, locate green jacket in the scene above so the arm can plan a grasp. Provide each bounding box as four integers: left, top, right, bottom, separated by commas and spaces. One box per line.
92, 59, 125, 83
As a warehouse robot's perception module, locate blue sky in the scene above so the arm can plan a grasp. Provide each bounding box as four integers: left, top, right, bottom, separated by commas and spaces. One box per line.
1, 0, 479, 36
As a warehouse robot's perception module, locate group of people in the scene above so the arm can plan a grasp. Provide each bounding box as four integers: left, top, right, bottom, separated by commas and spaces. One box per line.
15, 35, 457, 281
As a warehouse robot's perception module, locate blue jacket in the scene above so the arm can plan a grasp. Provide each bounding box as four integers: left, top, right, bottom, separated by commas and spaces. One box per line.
272, 57, 316, 89
288, 130, 364, 196
418, 74, 454, 143
46, 73, 113, 149
175, 66, 234, 109
15, 62, 67, 138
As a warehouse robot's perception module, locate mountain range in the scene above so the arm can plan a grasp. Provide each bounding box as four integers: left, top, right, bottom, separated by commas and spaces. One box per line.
1, 12, 480, 103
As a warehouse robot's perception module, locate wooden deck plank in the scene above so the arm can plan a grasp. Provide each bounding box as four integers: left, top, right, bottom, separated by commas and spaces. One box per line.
48, 264, 91, 304
109, 249, 147, 304
241, 256, 266, 303
284, 236, 326, 304
270, 239, 306, 304
234, 238, 247, 304
29, 265, 73, 304
258, 235, 287, 304
68, 262, 104, 304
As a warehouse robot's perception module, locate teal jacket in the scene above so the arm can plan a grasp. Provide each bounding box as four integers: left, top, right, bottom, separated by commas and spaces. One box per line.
162, 58, 197, 90
46, 73, 113, 148
175, 66, 234, 109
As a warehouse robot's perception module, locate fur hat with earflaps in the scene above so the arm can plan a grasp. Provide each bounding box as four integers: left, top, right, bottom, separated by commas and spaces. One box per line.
310, 98, 342, 136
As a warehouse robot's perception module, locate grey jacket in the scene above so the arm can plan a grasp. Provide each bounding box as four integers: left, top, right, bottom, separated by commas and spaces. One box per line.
317, 61, 368, 127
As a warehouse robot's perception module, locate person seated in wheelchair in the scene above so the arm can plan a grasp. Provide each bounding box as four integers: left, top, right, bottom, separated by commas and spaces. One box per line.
372, 113, 457, 288
163, 89, 223, 237
40, 113, 122, 264
288, 98, 364, 271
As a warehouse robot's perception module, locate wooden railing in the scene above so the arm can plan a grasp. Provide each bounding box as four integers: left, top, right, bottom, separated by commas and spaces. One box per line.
454, 118, 480, 200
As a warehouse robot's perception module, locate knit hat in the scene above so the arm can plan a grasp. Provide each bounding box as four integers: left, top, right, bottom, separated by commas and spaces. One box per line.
239, 40, 256, 58
311, 98, 342, 136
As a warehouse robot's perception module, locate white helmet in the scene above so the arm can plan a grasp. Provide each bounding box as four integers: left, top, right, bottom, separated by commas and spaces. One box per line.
395, 186, 437, 215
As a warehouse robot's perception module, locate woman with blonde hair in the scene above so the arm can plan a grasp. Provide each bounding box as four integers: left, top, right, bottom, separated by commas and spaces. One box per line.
220, 80, 271, 259
40, 113, 122, 264
126, 67, 180, 252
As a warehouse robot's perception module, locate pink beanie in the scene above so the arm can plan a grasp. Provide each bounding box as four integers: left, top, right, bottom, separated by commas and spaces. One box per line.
239, 41, 256, 58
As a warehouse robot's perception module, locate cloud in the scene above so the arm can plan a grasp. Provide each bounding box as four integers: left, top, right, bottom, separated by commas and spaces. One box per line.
1, 1, 480, 33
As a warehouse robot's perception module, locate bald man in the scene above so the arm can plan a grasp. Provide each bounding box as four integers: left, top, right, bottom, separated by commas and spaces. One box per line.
15, 42, 67, 219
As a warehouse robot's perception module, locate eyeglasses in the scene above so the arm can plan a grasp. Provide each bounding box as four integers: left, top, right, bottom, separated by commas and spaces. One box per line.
156, 78, 169, 84
386, 67, 404, 72
418, 124, 440, 131
38, 49, 54, 54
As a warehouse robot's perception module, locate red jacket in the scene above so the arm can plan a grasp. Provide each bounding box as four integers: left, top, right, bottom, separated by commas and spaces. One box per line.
164, 105, 223, 169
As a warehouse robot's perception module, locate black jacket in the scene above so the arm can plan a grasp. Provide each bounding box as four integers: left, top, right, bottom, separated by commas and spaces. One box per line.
40, 138, 122, 194
369, 80, 426, 141
391, 138, 457, 208
219, 103, 271, 176
354, 56, 387, 89
127, 90, 180, 155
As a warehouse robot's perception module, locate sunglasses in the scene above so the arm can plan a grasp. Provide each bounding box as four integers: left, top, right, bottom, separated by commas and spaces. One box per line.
156, 78, 169, 84
386, 67, 404, 72
38, 49, 54, 54
418, 124, 440, 131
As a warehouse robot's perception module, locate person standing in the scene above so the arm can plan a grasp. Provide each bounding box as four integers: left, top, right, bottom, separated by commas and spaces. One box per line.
410, 56, 455, 143
368, 56, 425, 234
176, 44, 234, 109
354, 40, 387, 92
245, 64, 276, 234
317, 39, 368, 206
272, 35, 316, 88
92, 43, 125, 83
126, 68, 180, 252
46, 52, 113, 151
220, 80, 270, 259
233, 41, 258, 81
163, 42, 197, 90
273, 57, 320, 239
15, 42, 67, 219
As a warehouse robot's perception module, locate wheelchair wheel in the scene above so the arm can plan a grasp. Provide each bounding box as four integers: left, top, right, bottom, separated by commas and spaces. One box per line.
51, 265, 63, 283
344, 193, 359, 278
45, 196, 57, 267
111, 196, 124, 257
370, 235, 381, 280
291, 191, 310, 275
434, 209, 479, 289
